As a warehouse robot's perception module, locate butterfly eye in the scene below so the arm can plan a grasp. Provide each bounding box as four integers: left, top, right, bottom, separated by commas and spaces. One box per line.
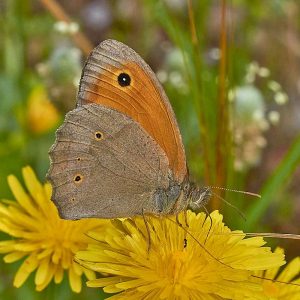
118, 72, 131, 87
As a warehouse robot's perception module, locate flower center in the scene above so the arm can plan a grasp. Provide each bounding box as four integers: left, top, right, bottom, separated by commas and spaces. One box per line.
169, 251, 187, 284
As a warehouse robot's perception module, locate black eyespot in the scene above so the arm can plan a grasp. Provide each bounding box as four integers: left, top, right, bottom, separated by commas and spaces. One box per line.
74, 175, 83, 183
118, 73, 131, 87
77, 157, 81, 161
95, 131, 103, 140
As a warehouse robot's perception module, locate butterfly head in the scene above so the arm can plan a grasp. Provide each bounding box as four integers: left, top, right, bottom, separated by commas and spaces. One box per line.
186, 184, 212, 211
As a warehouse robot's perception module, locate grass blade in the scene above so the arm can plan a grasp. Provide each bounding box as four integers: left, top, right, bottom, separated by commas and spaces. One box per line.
245, 134, 300, 230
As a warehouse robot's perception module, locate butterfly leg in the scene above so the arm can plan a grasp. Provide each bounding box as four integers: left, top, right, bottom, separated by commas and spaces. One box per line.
184, 209, 189, 227
202, 205, 212, 244
142, 208, 151, 256
176, 214, 183, 227
176, 212, 189, 249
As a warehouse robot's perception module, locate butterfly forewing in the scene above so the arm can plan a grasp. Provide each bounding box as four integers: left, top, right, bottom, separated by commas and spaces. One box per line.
77, 39, 187, 183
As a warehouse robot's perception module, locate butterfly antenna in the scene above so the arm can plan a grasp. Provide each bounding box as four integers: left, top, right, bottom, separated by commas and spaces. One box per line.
209, 186, 261, 198
227, 232, 300, 240
251, 275, 300, 287
211, 191, 247, 221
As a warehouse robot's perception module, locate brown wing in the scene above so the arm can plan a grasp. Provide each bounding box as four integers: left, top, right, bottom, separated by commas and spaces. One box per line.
47, 104, 171, 219
77, 39, 187, 183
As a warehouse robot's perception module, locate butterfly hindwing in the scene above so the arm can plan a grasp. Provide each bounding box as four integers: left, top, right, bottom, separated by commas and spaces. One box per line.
48, 104, 171, 219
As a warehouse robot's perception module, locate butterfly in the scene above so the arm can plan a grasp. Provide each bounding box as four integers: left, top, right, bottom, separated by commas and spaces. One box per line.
47, 39, 210, 220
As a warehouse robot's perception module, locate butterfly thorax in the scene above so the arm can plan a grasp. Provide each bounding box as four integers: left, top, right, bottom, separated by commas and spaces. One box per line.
153, 182, 182, 215
153, 180, 211, 215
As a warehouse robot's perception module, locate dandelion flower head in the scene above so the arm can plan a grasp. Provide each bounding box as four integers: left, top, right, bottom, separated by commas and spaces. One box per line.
76, 210, 285, 299
0, 166, 105, 292
253, 247, 300, 299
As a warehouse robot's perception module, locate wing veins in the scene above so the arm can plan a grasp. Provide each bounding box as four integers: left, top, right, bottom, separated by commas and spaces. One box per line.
85, 59, 170, 155
82, 105, 159, 176
53, 136, 155, 183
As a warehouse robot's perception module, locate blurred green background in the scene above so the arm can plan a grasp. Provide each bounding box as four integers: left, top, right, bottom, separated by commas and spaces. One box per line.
1, 0, 300, 299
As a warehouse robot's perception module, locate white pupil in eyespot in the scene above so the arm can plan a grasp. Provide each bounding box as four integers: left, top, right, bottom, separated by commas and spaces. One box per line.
118, 73, 131, 87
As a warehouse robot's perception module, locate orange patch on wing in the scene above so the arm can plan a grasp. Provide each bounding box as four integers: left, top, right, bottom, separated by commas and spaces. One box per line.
80, 61, 187, 182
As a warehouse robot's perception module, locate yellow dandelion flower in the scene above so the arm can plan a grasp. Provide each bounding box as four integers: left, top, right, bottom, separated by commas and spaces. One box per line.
27, 86, 60, 134
252, 247, 300, 299
0, 166, 106, 293
76, 210, 285, 299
